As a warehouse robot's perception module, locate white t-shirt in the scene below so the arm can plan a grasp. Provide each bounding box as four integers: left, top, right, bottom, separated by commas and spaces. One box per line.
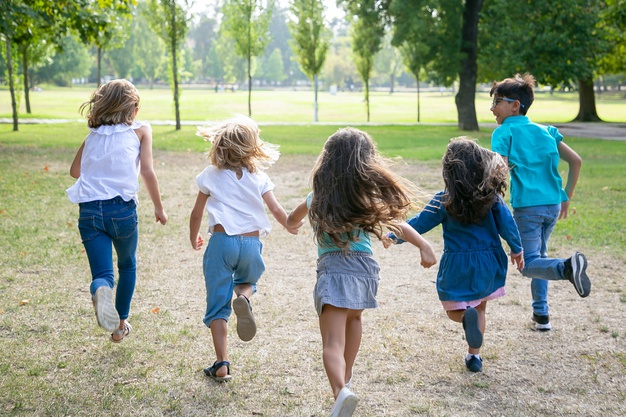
66, 121, 148, 204
196, 165, 274, 237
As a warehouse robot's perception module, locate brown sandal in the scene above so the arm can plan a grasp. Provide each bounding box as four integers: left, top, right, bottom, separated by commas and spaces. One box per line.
111, 321, 132, 343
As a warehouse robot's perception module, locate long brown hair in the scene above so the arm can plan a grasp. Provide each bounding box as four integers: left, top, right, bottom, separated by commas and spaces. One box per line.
442, 137, 508, 224
79, 79, 139, 128
309, 127, 415, 249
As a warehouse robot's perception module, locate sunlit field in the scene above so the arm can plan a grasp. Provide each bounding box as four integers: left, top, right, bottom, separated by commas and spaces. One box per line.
1, 84, 625, 124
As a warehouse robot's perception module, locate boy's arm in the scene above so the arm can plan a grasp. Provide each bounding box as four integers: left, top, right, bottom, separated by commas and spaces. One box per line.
287, 199, 308, 229
70, 141, 85, 178
557, 141, 582, 219
189, 191, 209, 250
263, 190, 302, 234
395, 222, 437, 268
137, 125, 167, 224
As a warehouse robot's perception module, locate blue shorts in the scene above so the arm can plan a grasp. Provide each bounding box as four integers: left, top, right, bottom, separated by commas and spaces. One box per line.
314, 251, 380, 316
202, 232, 265, 326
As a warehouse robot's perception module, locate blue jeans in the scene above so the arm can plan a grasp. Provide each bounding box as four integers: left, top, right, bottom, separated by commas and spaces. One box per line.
202, 232, 265, 327
513, 204, 565, 316
78, 197, 138, 320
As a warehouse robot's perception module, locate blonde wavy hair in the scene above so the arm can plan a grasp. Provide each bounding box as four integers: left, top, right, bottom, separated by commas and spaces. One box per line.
196, 116, 280, 173
80, 79, 139, 128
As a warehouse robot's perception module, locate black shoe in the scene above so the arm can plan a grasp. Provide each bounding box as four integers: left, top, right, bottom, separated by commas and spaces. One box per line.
564, 252, 591, 297
532, 313, 552, 331
462, 307, 483, 349
465, 355, 483, 372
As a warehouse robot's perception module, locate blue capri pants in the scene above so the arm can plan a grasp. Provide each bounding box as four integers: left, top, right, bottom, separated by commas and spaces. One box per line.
202, 232, 265, 327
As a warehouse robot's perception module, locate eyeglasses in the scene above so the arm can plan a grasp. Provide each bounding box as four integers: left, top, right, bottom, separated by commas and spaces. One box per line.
491, 97, 525, 108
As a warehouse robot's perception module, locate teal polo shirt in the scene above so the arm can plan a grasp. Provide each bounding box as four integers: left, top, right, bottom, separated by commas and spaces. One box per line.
491, 116, 568, 209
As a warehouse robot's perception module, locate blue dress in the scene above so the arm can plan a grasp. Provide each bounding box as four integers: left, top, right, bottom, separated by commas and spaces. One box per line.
396, 192, 523, 302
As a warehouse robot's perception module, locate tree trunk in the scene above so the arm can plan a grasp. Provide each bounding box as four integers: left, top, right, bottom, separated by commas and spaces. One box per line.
6, 38, 18, 131
365, 78, 370, 122
314, 73, 319, 122
171, 3, 181, 130
21, 45, 31, 114
415, 71, 421, 123
455, 0, 483, 131
97, 47, 102, 87
573, 77, 602, 122
389, 73, 395, 94
248, 54, 252, 117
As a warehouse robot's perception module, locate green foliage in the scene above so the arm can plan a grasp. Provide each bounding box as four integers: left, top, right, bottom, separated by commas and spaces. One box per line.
479, 0, 610, 87
288, 0, 330, 81
222, 0, 273, 61
345, 0, 387, 121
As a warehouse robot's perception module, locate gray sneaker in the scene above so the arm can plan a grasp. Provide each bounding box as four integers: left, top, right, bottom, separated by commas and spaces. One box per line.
564, 252, 591, 297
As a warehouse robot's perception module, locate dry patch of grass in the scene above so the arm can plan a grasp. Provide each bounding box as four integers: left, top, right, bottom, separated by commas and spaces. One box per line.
0, 149, 624, 416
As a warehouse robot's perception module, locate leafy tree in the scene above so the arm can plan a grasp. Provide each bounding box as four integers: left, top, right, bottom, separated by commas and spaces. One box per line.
222, 0, 274, 117
145, 0, 190, 130
132, 2, 166, 88
374, 31, 403, 93
263, 47, 286, 83
35, 35, 91, 87
187, 14, 219, 80
289, 0, 330, 121
75, 0, 135, 86
215, 33, 246, 86
344, 0, 386, 122
479, 0, 612, 122
266, 4, 295, 84
107, 34, 135, 79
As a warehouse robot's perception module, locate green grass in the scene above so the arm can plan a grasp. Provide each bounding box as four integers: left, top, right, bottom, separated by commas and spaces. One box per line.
0, 122, 624, 416
2, 85, 625, 123
1, 123, 624, 258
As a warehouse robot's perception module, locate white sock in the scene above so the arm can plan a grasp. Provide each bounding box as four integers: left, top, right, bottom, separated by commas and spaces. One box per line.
466, 353, 481, 361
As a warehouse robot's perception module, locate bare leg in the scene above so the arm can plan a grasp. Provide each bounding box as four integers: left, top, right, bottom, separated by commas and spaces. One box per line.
446, 301, 487, 355
319, 305, 349, 399
234, 283, 253, 300
209, 318, 229, 378
344, 309, 363, 385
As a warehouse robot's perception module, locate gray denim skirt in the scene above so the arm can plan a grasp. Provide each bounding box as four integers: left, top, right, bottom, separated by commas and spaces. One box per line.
314, 251, 380, 316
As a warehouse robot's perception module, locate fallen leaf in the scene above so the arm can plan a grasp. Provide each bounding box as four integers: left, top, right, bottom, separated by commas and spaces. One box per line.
151, 307, 161, 314
43, 166, 49, 172
566, 235, 572, 240
20, 299, 30, 305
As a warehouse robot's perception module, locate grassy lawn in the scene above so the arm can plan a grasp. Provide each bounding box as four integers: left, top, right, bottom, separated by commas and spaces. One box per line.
1, 85, 625, 124
0, 115, 624, 416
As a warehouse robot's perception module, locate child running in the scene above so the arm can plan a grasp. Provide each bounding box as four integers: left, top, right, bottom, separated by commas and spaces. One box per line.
67, 79, 168, 342
490, 73, 590, 331
287, 127, 436, 416
189, 116, 301, 382
386, 138, 524, 372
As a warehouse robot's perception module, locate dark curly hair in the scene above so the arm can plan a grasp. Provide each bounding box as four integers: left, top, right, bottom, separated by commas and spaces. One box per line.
442, 137, 509, 224
309, 127, 416, 249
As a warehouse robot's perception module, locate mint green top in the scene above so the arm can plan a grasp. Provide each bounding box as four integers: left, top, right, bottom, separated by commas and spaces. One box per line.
307, 192, 372, 256
491, 116, 568, 209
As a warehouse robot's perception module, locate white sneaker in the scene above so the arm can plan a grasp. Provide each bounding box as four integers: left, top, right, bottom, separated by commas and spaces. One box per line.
92, 286, 119, 332
330, 387, 357, 417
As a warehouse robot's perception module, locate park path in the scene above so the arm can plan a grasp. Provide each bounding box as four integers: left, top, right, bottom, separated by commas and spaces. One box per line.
1, 119, 625, 140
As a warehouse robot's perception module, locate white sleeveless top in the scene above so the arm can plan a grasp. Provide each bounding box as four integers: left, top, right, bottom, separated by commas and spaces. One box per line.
66, 121, 148, 204
196, 165, 275, 237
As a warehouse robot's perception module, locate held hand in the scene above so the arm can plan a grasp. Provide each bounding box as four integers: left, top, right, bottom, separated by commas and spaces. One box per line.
511, 251, 524, 271
155, 208, 168, 225
381, 234, 395, 249
286, 219, 304, 235
191, 234, 204, 251
419, 242, 437, 268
